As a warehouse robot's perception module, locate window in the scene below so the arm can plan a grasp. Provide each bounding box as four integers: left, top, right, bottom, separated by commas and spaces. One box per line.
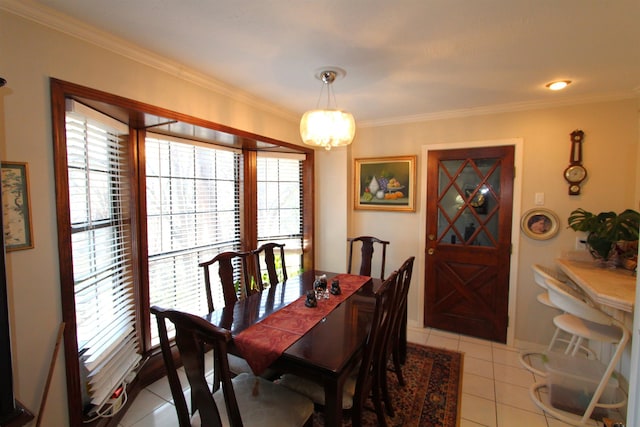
146, 135, 242, 344
51, 79, 314, 426
65, 101, 141, 410
256, 153, 305, 278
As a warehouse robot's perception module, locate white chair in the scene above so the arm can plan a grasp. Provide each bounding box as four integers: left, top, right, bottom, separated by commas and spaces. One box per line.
519, 264, 594, 376
529, 276, 629, 426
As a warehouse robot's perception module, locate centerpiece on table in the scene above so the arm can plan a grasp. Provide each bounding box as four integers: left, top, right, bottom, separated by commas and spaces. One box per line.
568, 208, 640, 270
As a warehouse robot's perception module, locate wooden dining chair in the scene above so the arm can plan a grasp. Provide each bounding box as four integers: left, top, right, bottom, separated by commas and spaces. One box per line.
278, 271, 399, 427
252, 242, 287, 290
199, 250, 254, 313
347, 236, 390, 279
378, 256, 415, 417
387, 257, 415, 383
151, 305, 315, 427
199, 250, 268, 378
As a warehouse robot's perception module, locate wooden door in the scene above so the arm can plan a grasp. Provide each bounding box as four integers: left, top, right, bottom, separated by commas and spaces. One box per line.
424, 146, 514, 343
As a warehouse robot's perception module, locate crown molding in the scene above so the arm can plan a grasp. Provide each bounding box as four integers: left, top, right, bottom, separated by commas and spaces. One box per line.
3, 1, 639, 130
0, 0, 299, 123
358, 92, 639, 128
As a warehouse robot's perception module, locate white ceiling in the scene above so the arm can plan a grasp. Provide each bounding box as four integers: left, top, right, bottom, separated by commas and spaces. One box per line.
13, 0, 640, 125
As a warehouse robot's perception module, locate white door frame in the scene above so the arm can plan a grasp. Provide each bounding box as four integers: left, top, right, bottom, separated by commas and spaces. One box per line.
417, 138, 523, 345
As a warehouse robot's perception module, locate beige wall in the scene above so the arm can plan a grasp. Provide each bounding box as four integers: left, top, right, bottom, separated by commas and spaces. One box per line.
1, 8, 639, 427
351, 101, 640, 347
0, 10, 303, 426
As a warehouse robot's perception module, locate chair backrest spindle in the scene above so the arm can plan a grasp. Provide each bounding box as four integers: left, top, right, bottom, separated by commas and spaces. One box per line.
199, 251, 253, 312
252, 243, 288, 290
347, 236, 390, 279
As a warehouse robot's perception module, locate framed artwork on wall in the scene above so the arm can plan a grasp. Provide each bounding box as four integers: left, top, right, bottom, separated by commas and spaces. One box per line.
521, 208, 560, 240
354, 155, 416, 211
1, 162, 34, 251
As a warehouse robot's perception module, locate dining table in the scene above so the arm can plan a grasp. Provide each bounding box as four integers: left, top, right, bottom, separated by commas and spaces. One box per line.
203, 269, 381, 427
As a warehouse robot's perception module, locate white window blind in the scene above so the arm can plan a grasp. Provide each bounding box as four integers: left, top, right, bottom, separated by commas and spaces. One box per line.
256, 153, 304, 278
66, 101, 141, 409
146, 135, 242, 344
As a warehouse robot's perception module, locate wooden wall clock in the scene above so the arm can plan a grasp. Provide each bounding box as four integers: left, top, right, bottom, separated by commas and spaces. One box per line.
563, 129, 587, 195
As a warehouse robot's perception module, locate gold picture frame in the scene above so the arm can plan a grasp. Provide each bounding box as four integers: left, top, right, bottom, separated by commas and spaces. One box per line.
354, 155, 416, 211
1, 162, 34, 251
521, 208, 560, 240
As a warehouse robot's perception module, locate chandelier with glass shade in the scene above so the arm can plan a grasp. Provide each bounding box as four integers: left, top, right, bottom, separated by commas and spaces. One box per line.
300, 69, 356, 151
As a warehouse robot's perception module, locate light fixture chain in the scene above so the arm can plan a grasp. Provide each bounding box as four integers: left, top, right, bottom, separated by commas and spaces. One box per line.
314, 81, 326, 109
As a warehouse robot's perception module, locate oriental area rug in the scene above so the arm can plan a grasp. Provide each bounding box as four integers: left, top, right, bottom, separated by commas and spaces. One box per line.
312, 343, 463, 427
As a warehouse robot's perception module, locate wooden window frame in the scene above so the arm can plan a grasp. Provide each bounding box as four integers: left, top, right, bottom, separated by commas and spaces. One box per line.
50, 78, 314, 426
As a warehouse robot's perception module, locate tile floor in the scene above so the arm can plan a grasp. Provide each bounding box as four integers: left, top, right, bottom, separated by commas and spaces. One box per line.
115, 327, 619, 427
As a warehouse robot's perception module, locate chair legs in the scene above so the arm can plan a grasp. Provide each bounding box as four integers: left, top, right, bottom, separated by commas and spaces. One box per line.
519, 323, 596, 377
391, 346, 405, 386
379, 364, 395, 418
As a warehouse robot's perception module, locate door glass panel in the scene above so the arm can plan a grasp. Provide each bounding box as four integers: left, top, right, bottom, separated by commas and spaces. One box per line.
437, 157, 501, 247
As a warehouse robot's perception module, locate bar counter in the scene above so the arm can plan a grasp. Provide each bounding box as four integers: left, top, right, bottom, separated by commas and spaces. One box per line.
556, 258, 636, 313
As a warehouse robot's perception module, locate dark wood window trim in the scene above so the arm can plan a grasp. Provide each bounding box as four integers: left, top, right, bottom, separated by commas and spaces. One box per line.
50, 78, 314, 426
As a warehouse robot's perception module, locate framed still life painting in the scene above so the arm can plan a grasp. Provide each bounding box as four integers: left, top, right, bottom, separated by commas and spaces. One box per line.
354, 155, 416, 211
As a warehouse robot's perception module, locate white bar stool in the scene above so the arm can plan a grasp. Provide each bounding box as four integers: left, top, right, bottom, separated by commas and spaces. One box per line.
519, 264, 594, 376
529, 276, 629, 426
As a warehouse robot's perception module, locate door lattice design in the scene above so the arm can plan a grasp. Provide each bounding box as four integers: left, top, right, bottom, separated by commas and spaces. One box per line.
436, 158, 501, 247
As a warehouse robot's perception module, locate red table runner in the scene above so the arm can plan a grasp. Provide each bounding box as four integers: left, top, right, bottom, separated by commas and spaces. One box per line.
234, 274, 371, 375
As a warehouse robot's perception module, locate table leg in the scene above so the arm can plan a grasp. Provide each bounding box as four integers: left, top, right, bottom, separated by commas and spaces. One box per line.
324, 378, 344, 427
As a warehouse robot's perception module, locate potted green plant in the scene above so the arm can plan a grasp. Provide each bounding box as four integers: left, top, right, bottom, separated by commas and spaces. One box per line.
568, 208, 640, 264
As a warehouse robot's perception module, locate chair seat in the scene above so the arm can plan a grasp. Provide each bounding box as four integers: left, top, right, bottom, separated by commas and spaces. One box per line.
278, 372, 358, 409
228, 354, 277, 380
536, 292, 556, 309
553, 313, 623, 344
228, 354, 253, 375
198, 373, 314, 427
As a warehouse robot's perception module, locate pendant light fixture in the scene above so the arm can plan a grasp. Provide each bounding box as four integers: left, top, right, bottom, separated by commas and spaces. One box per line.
300, 69, 356, 151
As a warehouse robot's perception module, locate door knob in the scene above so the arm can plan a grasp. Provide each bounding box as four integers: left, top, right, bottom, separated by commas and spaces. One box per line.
428, 248, 435, 255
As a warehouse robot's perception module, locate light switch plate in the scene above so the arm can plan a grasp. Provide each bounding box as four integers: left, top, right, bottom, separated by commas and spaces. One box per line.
534, 192, 544, 206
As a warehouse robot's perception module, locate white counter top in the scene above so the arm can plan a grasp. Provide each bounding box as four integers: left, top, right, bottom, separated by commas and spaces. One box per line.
556, 258, 636, 313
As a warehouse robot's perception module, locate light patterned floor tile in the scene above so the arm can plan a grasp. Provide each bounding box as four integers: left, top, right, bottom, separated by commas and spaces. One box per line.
460, 418, 488, 427
460, 334, 493, 347
145, 368, 189, 401
460, 393, 497, 427
430, 328, 462, 341
426, 333, 459, 351
459, 340, 493, 362
407, 327, 430, 345
464, 356, 494, 380
496, 403, 548, 427
129, 401, 179, 427
494, 380, 543, 414
462, 372, 495, 400
492, 346, 522, 368
119, 389, 170, 427
492, 362, 535, 387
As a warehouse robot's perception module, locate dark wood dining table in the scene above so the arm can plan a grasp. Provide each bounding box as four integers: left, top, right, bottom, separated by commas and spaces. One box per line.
203, 270, 381, 427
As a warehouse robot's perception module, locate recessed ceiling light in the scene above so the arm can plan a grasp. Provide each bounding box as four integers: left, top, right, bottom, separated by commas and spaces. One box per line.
546, 80, 572, 91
